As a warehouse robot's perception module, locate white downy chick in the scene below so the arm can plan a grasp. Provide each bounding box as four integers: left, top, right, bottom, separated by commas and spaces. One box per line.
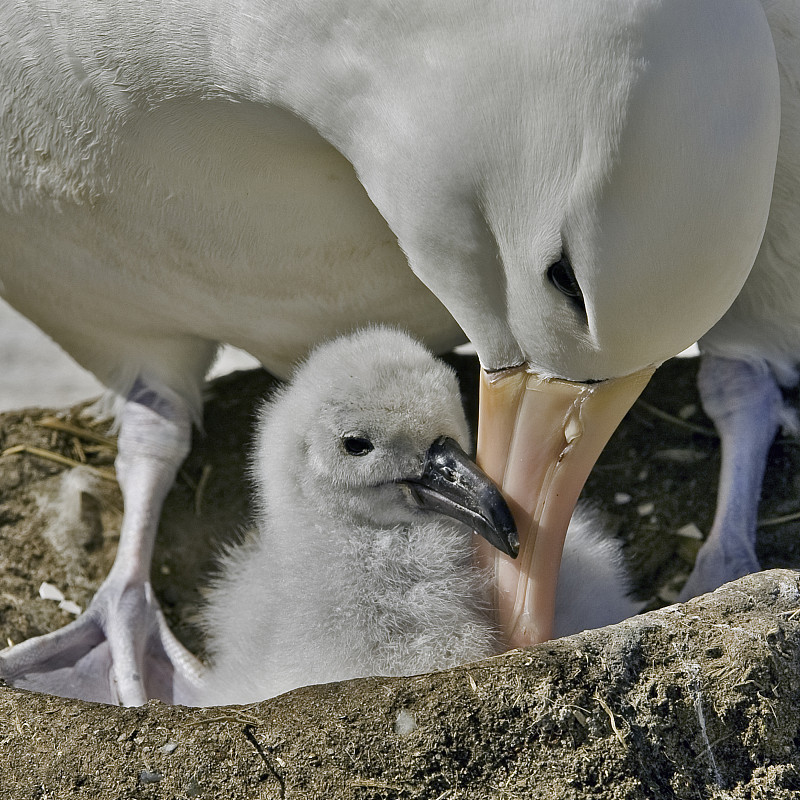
197, 328, 640, 705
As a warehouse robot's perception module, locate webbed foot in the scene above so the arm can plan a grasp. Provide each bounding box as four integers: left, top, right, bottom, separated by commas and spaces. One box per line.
0, 577, 203, 705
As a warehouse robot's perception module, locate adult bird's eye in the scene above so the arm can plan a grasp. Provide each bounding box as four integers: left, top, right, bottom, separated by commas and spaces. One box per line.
547, 253, 586, 315
342, 435, 374, 456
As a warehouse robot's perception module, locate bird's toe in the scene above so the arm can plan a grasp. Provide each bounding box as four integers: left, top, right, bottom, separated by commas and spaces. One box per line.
0, 579, 202, 705
677, 542, 761, 602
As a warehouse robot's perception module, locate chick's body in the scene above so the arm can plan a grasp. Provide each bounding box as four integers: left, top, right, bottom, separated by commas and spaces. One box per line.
197, 329, 639, 705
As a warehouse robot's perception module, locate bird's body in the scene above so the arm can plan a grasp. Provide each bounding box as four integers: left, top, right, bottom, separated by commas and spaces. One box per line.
676, 1, 800, 599
199, 507, 499, 705
700, 2, 800, 382
196, 329, 640, 706
0, 0, 793, 702
2, 0, 780, 386
1, 0, 465, 405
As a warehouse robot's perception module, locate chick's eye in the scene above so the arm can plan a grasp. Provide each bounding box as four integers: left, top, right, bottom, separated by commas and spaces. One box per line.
342, 435, 374, 456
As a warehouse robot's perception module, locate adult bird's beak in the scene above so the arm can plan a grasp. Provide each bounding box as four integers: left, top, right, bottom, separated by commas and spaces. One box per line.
400, 436, 519, 558
474, 365, 655, 647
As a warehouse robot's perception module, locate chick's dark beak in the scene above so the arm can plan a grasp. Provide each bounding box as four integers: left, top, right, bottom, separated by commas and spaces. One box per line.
398, 436, 519, 558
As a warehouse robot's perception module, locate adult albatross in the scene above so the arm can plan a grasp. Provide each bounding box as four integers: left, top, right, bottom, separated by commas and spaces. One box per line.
0, 0, 785, 703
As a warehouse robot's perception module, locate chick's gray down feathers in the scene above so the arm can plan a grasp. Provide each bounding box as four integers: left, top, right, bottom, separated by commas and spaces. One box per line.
196, 329, 641, 705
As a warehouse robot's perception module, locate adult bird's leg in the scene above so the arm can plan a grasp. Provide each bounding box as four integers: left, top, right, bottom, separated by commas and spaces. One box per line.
0, 379, 204, 705
678, 355, 782, 601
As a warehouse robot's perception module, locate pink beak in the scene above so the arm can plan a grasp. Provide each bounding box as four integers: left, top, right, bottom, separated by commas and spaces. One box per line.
474, 364, 654, 646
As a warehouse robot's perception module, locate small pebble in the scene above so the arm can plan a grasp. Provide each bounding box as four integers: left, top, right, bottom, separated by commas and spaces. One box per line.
675, 523, 704, 541
39, 582, 64, 603
139, 770, 162, 785
613, 492, 631, 505
637, 502, 655, 516
678, 404, 698, 420
58, 599, 82, 616
159, 742, 179, 754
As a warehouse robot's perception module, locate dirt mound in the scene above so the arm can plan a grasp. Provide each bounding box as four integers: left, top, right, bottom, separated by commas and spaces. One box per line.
1, 571, 799, 799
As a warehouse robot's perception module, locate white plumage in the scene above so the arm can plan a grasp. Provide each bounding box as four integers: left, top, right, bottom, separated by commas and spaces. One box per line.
196, 329, 641, 706
677, 2, 800, 599
0, 0, 794, 702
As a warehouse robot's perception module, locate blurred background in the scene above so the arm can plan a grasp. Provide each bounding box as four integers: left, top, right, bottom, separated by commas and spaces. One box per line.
0, 298, 260, 412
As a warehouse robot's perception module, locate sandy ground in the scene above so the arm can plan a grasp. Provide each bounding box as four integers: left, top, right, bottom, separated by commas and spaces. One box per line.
0, 298, 260, 412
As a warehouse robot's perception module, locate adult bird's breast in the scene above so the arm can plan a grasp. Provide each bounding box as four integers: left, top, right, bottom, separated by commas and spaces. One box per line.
1, 92, 464, 385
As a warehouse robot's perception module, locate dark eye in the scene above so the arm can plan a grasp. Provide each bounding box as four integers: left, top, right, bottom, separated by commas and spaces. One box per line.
547, 253, 586, 319
547, 253, 581, 298
342, 435, 374, 456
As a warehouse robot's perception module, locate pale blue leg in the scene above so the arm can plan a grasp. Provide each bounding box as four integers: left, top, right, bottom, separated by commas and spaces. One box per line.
0, 379, 204, 705
678, 355, 782, 601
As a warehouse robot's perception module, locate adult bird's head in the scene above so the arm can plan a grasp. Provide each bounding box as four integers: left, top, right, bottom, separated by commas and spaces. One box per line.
347, 1, 781, 644
252, 327, 517, 555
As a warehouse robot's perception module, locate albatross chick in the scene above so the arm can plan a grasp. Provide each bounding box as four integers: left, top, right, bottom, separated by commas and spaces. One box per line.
196, 329, 641, 705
